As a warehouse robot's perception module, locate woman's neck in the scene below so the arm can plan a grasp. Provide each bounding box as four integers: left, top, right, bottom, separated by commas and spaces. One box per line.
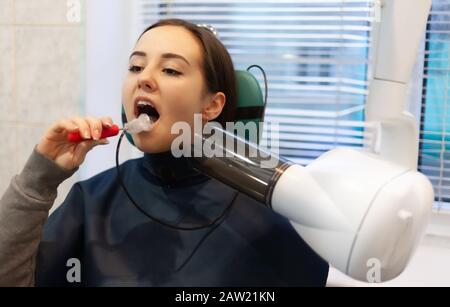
141, 151, 208, 187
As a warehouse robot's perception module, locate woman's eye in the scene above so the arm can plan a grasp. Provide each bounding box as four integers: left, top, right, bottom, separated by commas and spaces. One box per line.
128, 65, 143, 73
162, 68, 181, 76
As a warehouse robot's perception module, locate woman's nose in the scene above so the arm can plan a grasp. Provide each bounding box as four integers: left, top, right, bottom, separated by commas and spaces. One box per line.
138, 69, 157, 91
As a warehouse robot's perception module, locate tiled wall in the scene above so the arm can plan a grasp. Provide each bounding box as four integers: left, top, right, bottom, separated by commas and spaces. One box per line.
0, 0, 83, 208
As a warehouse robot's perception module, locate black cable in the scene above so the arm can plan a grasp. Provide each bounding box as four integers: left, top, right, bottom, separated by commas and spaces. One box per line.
174, 191, 238, 272
115, 132, 235, 231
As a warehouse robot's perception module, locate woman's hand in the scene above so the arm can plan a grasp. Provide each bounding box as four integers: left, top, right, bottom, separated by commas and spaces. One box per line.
36, 116, 114, 171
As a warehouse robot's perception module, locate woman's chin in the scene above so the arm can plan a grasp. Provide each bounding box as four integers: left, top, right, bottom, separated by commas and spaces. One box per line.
131, 122, 177, 154
133, 137, 171, 154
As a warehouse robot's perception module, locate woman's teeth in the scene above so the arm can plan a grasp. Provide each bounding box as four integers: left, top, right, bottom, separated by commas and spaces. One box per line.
137, 101, 153, 107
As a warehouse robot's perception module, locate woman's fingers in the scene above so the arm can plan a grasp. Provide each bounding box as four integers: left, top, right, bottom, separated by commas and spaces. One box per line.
85, 117, 104, 141
72, 116, 113, 141
45, 117, 114, 143
71, 117, 92, 140
101, 116, 114, 128
45, 119, 79, 140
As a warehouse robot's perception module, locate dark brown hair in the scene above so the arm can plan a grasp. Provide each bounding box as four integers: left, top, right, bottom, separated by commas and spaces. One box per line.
139, 19, 237, 126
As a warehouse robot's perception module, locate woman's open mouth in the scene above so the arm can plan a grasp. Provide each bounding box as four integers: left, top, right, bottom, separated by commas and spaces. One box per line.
135, 101, 160, 123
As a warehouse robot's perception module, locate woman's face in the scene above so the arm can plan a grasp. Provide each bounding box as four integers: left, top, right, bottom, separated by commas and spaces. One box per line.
122, 25, 224, 153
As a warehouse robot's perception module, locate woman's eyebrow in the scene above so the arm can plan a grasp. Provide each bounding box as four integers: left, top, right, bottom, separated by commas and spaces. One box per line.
129, 51, 146, 59
161, 53, 191, 66
129, 51, 190, 66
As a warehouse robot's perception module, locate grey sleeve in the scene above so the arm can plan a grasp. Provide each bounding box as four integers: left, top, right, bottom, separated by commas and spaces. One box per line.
0, 147, 78, 287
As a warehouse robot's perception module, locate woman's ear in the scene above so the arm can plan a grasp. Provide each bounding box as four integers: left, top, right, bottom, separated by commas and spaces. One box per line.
202, 92, 226, 122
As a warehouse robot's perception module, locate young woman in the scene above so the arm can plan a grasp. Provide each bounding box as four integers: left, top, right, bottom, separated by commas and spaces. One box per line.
0, 19, 329, 287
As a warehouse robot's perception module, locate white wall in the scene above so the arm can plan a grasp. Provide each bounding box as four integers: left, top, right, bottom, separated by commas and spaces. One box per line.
0, 0, 83, 208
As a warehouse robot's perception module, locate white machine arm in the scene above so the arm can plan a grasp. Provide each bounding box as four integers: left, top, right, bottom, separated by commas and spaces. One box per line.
366, 0, 432, 169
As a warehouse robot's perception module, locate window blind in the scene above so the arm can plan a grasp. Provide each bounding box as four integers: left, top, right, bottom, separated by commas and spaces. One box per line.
134, 0, 378, 165
417, 0, 450, 211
